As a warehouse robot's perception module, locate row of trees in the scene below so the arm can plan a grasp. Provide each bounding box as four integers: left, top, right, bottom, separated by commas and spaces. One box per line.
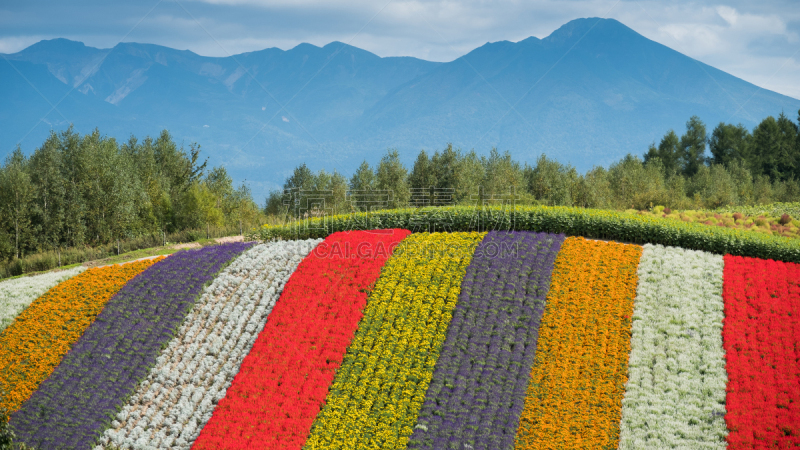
267, 111, 800, 218
0, 128, 262, 262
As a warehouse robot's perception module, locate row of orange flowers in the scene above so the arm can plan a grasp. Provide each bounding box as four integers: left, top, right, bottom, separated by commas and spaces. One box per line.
515, 237, 642, 449
0, 258, 163, 415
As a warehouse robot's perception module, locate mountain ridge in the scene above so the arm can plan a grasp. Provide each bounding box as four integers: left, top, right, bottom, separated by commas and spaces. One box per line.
2, 17, 798, 197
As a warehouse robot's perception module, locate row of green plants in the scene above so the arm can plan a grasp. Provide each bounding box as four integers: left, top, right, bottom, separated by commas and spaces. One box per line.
254, 205, 800, 263
0, 226, 244, 280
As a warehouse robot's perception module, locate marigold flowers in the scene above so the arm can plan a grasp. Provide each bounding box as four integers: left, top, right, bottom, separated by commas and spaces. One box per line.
514, 237, 641, 450
0, 258, 162, 415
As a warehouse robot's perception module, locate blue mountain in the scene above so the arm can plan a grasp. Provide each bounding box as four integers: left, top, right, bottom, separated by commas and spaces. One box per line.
2, 17, 799, 198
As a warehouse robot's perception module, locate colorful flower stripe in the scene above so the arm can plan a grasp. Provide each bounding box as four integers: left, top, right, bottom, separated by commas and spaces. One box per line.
409, 231, 564, 450
193, 230, 410, 449
10, 243, 251, 450
101, 240, 321, 449
0, 259, 161, 416
723, 255, 800, 449
619, 244, 728, 448
305, 231, 486, 450
0, 266, 85, 332
514, 237, 641, 449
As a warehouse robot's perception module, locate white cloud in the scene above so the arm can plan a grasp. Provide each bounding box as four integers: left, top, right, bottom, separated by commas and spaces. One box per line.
0, 35, 47, 54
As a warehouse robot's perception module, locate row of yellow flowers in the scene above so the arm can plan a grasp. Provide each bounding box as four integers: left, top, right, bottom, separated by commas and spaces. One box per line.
0, 258, 163, 415
304, 232, 485, 450
514, 237, 642, 449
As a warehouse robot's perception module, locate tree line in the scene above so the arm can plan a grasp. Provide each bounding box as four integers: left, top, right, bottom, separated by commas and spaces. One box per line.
2, 110, 799, 263
0, 128, 262, 262
266, 110, 800, 219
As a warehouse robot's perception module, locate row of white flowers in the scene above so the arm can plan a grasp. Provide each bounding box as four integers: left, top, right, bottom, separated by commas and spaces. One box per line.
619, 244, 728, 449
0, 266, 85, 332
98, 239, 321, 450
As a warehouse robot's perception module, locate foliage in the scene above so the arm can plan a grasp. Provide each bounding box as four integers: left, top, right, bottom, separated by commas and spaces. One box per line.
9, 244, 250, 449
0, 128, 263, 264
619, 245, 728, 448
194, 230, 409, 449
515, 237, 641, 449
722, 255, 800, 449
103, 240, 319, 449
0, 226, 241, 280
255, 205, 800, 263
305, 232, 484, 449
409, 231, 564, 450
715, 201, 800, 219
0, 259, 161, 416
640, 206, 800, 239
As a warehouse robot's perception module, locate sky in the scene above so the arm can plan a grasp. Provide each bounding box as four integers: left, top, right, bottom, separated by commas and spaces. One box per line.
1, 0, 799, 100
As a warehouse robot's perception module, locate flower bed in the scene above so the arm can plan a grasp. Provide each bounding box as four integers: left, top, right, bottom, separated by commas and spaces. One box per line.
0, 259, 161, 416
0, 266, 85, 332
101, 240, 320, 449
723, 255, 800, 449
514, 237, 641, 449
10, 243, 251, 450
256, 205, 800, 263
193, 230, 410, 449
619, 244, 728, 448
305, 231, 485, 450
408, 231, 564, 450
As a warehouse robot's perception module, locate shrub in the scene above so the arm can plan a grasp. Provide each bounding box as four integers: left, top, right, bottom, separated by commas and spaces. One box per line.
733, 213, 743, 221
254, 205, 800, 263
780, 213, 792, 225
0, 412, 13, 450
663, 207, 671, 214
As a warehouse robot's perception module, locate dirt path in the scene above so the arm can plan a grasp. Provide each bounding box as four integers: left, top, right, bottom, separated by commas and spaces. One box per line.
85, 235, 246, 269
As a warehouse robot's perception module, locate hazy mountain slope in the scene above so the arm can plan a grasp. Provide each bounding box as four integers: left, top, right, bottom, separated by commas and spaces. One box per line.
1, 17, 798, 195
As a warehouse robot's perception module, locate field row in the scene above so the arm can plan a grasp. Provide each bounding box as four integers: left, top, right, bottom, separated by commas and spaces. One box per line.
0, 232, 797, 449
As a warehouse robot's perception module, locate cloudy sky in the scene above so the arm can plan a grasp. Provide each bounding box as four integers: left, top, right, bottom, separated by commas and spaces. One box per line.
1, 0, 799, 100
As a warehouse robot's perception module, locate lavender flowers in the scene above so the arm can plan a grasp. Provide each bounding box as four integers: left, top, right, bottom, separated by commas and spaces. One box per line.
10, 242, 251, 450
408, 231, 564, 450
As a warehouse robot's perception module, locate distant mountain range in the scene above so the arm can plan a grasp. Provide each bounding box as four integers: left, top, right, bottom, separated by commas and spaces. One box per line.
2, 17, 799, 197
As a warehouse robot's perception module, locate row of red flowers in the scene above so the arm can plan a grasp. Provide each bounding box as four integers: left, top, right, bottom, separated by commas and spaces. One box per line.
723, 254, 800, 449
192, 229, 411, 449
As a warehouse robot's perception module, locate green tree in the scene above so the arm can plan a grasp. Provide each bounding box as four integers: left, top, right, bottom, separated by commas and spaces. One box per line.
644, 130, 682, 175
525, 154, 576, 206
0, 148, 34, 259
376, 150, 410, 209
408, 150, 437, 192
349, 161, 377, 211
482, 148, 526, 204
28, 132, 66, 252
453, 150, 484, 204
680, 115, 708, 176
709, 122, 752, 167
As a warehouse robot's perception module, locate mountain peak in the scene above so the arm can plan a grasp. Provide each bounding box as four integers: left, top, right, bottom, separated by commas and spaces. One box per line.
12, 38, 96, 56
544, 17, 634, 45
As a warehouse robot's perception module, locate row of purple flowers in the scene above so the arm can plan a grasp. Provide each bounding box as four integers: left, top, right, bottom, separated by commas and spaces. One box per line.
408, 231, 564, 450
10, 243, 252, 450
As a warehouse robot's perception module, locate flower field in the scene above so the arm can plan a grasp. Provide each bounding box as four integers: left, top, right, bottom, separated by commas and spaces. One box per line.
0, 231, 797, 450
722, 255, 800, 449
0, 266, 84, 332
0, 259, 162, 416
